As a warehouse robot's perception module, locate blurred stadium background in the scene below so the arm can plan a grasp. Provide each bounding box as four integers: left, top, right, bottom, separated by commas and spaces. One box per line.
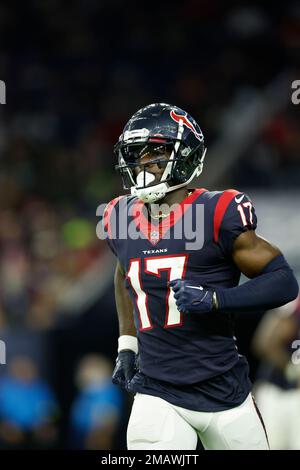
0, 0, 299, 450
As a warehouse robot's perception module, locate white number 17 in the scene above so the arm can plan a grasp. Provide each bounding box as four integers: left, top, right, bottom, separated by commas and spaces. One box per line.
237, 201, 253, 226
127, 255, 188, 331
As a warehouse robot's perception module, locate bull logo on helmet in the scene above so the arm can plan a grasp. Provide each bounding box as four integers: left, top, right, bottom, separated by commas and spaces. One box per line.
170, 109, 203, 141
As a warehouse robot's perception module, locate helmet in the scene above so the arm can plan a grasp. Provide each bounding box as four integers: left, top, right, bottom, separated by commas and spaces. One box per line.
114, 103, 206, 203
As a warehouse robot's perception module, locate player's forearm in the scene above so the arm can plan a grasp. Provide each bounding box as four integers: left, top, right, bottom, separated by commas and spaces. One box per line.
114, 262, 136, 337
115, 295, 136, 337
216, 255, 299, 313
117, 312, 136, 338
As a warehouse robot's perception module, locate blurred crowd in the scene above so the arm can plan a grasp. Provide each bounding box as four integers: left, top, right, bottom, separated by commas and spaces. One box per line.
0, 0, 299, 449
0, 353, 123, 449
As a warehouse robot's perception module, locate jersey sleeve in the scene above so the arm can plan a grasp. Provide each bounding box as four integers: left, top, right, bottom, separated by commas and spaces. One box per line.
102, 196, 124, 257
214, 189, 257, 255
106, 234, 117, 256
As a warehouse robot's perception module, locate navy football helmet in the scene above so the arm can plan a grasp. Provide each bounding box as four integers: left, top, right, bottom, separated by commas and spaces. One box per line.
114, 103, 206, 203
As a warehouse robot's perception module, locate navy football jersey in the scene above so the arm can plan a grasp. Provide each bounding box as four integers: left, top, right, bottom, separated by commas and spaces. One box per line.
104, 188, 257, 411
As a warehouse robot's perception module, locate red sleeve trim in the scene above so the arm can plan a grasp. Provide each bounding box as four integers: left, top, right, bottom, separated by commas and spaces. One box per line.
213, 189, 240, 243
103, 195, 125, 238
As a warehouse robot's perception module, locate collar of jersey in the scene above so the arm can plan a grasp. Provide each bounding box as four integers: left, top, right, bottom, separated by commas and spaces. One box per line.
131, 188, 207, 246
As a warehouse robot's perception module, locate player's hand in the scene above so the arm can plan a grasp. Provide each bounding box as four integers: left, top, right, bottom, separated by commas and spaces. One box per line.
112, 350, 138, 391
169, 279, 215, 314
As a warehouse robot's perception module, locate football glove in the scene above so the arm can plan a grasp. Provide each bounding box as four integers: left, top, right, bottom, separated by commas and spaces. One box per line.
112, 350, 139, 391
169, 279, 216, 314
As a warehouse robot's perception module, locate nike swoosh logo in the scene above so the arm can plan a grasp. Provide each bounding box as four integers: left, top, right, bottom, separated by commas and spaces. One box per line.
186, 285, 204, 291
235, 194, 245, 203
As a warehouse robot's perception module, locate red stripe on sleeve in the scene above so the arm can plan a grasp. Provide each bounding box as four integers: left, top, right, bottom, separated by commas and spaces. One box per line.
103, 195, 125, 238
213, 189, 240, 243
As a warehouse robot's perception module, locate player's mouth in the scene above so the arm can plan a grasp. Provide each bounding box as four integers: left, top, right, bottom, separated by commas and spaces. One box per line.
135, 170, 163, 188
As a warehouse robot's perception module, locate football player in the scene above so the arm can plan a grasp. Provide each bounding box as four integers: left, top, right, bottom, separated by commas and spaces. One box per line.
103, 103, 299, 450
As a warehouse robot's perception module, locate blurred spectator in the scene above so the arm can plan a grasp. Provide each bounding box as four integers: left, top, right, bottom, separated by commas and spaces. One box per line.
69, 354, 123, 449
0, 355, 59, 449
252, 297, 300, 449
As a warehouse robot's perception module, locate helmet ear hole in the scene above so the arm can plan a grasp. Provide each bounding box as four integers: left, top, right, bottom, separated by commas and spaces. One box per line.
173, 144, 203, 183
173, 161, 192, 183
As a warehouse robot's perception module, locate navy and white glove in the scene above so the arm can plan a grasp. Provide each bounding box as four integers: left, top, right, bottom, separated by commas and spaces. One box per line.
169, 279, 217, 314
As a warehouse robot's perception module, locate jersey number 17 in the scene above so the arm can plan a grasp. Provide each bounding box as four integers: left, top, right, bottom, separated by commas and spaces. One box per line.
127, 254, 188, 331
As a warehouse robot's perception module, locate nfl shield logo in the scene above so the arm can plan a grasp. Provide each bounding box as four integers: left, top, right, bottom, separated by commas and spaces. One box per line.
150, 230, 159, 241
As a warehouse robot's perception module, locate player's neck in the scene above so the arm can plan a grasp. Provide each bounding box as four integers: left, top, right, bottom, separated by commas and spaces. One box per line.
158, 187, 190, 207
147, 187, 191, 220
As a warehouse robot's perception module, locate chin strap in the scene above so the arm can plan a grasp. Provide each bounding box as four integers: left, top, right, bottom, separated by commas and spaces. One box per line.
131, 181, 169, 203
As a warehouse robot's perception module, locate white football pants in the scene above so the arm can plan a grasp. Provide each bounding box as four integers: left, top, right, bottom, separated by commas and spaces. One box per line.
127, 392, 269, 450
